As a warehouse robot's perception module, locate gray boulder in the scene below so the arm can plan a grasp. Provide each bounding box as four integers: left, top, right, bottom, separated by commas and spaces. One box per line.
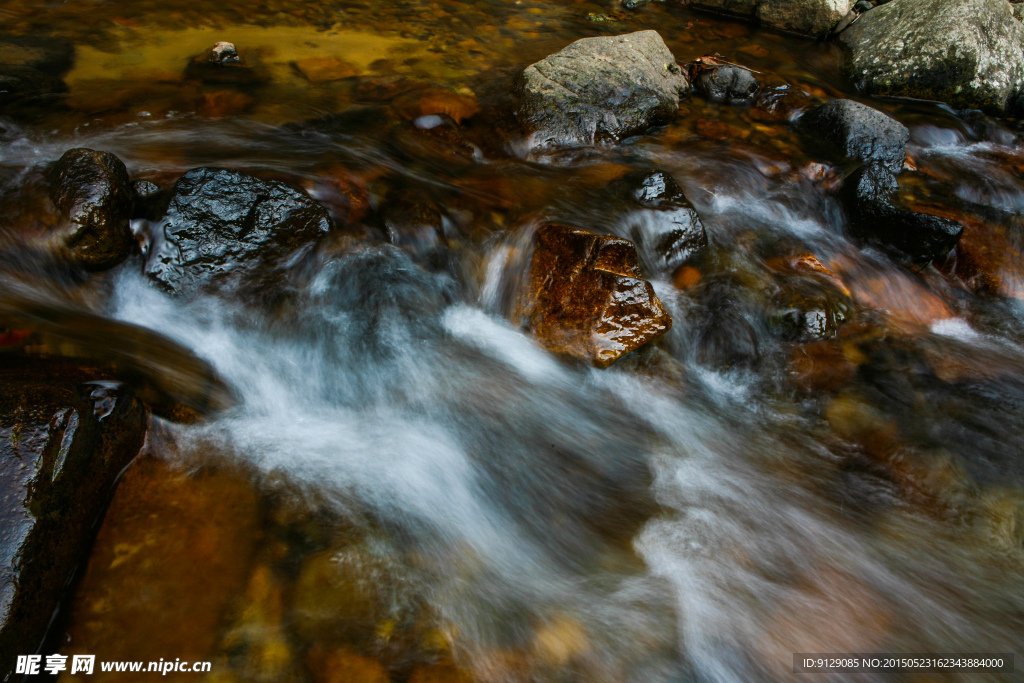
838, 0, 1024, 115
691, 0, 855, 37
515, 31, 688, 152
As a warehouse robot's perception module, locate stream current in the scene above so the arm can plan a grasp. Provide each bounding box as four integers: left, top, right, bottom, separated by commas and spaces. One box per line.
1, 0, 1024, 681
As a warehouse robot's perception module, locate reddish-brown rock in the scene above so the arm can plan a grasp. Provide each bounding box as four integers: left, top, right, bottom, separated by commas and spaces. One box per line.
59, 456, 261, 679
517, 224, 672, 368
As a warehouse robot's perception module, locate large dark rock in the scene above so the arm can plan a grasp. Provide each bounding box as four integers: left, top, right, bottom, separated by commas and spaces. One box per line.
841, 164, 964, 263
614, 170, 708, 275
797, 100, 962, 262
48, 148, 135, 270
0, 371, 146, 678
837, 0, 1024, 115
690, 0, 855, 37
515, 31, 689, 152
515, 224, 672, 367
145, 168, 332, 297
798, 99, 909, 176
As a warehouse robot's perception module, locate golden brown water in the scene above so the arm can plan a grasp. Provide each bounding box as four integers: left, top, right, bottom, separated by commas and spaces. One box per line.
2, 0, 1024, 682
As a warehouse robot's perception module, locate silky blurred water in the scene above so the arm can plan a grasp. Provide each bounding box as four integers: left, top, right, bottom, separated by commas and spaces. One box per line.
2, 0, 1024, 680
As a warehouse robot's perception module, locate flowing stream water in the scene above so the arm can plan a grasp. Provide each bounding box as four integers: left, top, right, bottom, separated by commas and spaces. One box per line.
1, 1, 1024, 681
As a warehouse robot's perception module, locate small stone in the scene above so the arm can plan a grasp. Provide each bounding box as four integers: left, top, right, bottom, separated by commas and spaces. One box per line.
516, 224, 672, 367
210, 41, 240, 64
307, 647, 389, 683
393, 86, 480, 123
186, 44, 268, 85
293, 57, 360, 83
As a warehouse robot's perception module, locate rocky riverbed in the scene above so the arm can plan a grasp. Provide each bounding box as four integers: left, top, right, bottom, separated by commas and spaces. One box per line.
2, 0, 1024, 681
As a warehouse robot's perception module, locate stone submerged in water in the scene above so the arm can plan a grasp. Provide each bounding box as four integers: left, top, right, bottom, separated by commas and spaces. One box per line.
0, 35, 74, 114
145, 167, 332, 297
690, 0, 856, 37
0, 373, 146, 675
837, 0, 1024, 115
613, 169, 708, 275
517, 224, 672, 368
48, 148, 135, 270
515, 31, 689, 152
841, 164, 964, 263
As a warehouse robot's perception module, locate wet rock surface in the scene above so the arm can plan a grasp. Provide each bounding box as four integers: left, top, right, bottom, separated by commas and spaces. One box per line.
517, 223, 672, 367
689, 56, 759, 104
798, 101, 963, 262
0, 372, 146, 676
613, 170, 708, 275
144, 167, 332, 297
515, 30, 689, 152
59, 455, 261, 678
838, 0, 1024, 114
48, 148, 135, 270
798, 99, 909, 176
841, 164, 964, 263
691, 0, 856, 36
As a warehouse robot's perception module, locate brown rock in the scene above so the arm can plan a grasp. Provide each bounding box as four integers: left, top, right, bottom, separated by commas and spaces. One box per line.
517, 224, 672, 368
393, 87, 480, 123
293, 57, 360, 83
60, 456, 260, 678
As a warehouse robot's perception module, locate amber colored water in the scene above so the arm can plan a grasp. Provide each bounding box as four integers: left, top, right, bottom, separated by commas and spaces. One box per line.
2, 1, 1024, 682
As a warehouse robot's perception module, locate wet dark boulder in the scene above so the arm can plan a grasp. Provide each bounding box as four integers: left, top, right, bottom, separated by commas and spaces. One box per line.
48, 148, 135, 270
798, 100, 909, 176
145, 168, 332, 297
613, 170, 708, 275
689, 56, 759, 104
0, 371, 147, 676
515, 224, 672, 367
837, 0, 1024, 115
514, 31, 689, 152
841, 164, 964, 263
